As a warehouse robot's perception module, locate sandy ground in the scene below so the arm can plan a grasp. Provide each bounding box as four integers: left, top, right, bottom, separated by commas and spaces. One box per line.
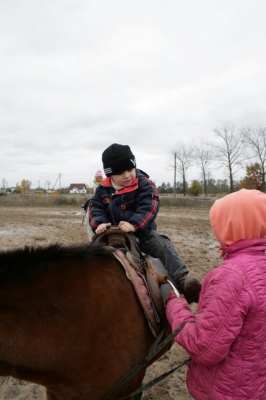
0, 204, 221, 400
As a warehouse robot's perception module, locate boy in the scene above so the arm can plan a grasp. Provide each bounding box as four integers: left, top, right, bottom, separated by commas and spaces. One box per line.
88, 143, 201, 303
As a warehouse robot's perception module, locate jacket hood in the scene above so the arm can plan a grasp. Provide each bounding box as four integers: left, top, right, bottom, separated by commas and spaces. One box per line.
210, 189, 266, 245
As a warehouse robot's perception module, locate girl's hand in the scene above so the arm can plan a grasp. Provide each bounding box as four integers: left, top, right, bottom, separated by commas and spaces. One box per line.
118, 221, 135, 233
95, 223, 111, 234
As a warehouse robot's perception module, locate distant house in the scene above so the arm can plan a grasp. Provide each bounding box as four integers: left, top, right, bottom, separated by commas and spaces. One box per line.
69, 183, 87, 194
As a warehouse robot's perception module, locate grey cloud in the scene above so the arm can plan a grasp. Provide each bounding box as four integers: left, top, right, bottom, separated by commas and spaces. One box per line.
1, 0, 266, 188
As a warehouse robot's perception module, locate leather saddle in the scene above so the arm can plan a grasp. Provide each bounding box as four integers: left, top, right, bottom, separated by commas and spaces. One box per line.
89, 227, 174, 339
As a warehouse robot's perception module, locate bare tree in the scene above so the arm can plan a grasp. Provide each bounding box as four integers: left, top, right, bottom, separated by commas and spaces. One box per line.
1, 178, 8, 192
171, 143, 194, 196
192, 139, 214, 196
46, 180, 51, 190
241, 125, 266, 192
212, 125, 246, 192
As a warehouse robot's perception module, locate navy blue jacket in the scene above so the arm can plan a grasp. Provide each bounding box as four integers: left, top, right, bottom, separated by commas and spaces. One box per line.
88, 169, 159, 238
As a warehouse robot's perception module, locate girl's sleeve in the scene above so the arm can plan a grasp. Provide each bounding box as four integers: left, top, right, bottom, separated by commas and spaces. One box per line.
166, 267, 248, 366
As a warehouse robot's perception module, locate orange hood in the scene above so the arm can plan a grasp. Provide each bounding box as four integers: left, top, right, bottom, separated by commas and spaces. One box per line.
210, 189, 266, 245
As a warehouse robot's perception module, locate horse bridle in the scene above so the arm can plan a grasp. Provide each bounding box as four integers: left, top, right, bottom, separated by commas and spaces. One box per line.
101, 321, 188, 400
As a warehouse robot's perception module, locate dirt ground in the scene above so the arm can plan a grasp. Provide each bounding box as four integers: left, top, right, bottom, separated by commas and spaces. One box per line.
0, 204, 221, 400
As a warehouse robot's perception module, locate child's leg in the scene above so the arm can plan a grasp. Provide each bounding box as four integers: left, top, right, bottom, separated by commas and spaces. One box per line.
138, 230, 201, 303
139, 230, 187, 280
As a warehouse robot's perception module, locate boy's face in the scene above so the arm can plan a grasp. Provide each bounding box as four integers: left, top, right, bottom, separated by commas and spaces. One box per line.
111, 169, 136, 187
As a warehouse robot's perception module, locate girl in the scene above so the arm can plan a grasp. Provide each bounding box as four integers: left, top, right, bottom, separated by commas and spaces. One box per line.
164, 189, 266, 399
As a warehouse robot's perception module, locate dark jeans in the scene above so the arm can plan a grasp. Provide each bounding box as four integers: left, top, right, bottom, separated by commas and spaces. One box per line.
138, 230, 188, 281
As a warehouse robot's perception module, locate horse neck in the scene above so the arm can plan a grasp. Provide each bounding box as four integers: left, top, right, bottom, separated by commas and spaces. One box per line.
0, 260, 75, 365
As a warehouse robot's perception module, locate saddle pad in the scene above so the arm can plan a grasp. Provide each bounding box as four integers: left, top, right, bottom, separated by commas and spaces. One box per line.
113, 249, 162, 337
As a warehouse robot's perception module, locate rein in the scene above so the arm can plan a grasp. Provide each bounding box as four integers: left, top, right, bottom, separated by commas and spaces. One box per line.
119, 357, 190, 400
101, 322, 187, 400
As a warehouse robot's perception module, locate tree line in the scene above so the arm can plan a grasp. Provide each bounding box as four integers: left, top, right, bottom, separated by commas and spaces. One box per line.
158, 178, 231, 196
166, 124, 266, 196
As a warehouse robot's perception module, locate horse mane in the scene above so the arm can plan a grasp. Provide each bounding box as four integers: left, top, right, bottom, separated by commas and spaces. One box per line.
0, 244, 115, 284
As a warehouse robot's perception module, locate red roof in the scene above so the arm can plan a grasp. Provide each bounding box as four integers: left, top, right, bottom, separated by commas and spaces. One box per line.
69, 183, 86, 190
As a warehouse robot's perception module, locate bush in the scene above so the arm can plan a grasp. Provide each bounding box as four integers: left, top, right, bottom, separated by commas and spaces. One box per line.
188, 180, 203, 197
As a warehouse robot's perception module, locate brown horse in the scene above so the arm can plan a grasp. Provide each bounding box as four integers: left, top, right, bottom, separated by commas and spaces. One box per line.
0, 243, 166, 400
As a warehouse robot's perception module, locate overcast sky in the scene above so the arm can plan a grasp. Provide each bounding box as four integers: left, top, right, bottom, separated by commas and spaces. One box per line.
1, 0, 266, 189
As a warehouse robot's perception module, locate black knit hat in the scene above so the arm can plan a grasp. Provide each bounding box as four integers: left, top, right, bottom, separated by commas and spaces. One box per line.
102, 143, 136, 177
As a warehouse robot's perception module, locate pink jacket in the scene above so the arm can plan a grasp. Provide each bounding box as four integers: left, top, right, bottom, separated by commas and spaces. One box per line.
166, 189, 266, 399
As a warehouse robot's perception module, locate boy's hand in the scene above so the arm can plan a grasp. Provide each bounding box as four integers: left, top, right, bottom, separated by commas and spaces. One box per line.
118, 221, 135, 233
95, 222, 111, 234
